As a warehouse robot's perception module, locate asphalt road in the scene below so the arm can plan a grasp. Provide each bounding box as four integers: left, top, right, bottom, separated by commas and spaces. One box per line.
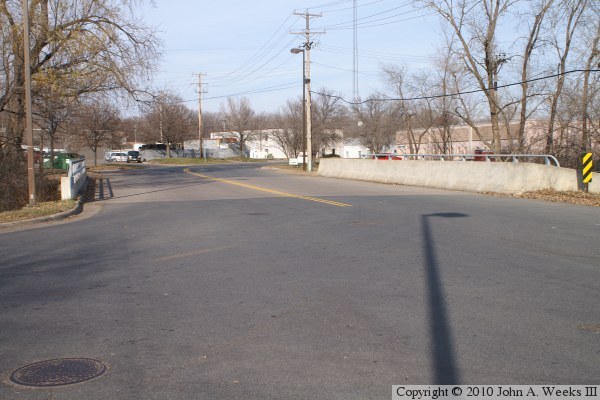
1, 163, 599, 399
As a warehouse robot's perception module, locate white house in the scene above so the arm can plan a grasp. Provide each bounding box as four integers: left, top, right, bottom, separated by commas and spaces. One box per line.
340, 139, 370, 158
208, 129, 288, 159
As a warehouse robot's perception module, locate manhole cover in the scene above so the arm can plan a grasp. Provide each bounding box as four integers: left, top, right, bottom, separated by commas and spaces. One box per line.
10, 358, 107, 387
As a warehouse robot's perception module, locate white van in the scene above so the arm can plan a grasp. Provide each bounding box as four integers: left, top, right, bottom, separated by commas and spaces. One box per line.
104, 151, 127, 162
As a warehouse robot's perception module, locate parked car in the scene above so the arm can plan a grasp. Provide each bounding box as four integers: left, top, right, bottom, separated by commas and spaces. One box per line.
473, 149, 494, 162
110, 152, 128, 162
127, 150, 142, 163
105, 151, 118, 162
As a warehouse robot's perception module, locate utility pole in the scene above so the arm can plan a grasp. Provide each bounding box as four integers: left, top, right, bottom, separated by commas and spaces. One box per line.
194, 73, 207, 161
159, 102, 163, 143
292, 11, 323, 172
22, 0, 36, 206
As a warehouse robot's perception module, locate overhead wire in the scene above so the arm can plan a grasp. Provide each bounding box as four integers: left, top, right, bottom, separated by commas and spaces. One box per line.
319, 2, 414, 28
312, 61, 380, 76
305, 0, 352, 10
310, 69, 600, 105
320, 7, 433, 30
210, 14, 301, 84
318, 0, 385, 13
222, 37, 299, 86
202, 82, 300, 102
326, 11, 438, 30
149, 1, 438, 110
319, 45, 435, 62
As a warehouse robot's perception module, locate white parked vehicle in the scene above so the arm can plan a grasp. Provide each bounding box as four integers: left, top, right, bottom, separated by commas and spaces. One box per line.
105, 151, 128, 162
104, 151, 117, 162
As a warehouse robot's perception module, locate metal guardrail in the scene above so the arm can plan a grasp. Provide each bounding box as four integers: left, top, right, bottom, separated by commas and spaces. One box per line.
361, 153, 560, 167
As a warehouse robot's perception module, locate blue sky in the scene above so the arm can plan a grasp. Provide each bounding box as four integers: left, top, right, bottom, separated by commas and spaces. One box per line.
140, 0, 441, 114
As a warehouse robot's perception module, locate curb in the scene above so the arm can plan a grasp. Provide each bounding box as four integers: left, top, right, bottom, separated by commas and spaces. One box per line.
261, 165, 319, 176
0, 197, 84, 229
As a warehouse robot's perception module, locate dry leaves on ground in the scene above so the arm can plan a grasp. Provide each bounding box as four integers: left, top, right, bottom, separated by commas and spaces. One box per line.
514, 190, 600, 207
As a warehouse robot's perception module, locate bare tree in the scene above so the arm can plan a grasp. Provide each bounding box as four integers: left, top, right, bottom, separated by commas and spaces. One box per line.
220, 96, 256, 157
413, 0, 518, 152
381, 62, 459, 154
200, 111, 223, 137
381, 65, 422, 153
311, 88, 347, 157
273, 98, 304, 158
544, 0, 591, 153
549, 2, 599, 168
353, 97, 396, 153
0, 0, 158, 154
579, 4, 600, 153
74, 100, 121, 166
142, 93, 196, 157
34, 85, 77, 165
512, 0, 555, 151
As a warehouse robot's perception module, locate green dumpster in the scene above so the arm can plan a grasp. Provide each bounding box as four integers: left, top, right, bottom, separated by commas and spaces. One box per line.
55, 153, 69, 170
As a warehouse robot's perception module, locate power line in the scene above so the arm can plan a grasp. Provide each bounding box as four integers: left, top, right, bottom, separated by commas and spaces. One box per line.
201, 82, 300, 102
306, 0, 351, 10
317, 2, 416, 29
320, 45, 435, 62
311, 69, 600, 105
210, 14, 301, 84
322, 10, 436, 30
319, 0, 384, 13
312, 61, 380, 76
223, 37, 299, 86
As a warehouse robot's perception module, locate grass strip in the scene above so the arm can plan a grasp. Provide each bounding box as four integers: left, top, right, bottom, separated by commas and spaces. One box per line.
0, 200, 78, 223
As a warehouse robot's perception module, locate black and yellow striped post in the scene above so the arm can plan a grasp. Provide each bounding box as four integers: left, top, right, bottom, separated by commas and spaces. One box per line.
581, 152, 593, 191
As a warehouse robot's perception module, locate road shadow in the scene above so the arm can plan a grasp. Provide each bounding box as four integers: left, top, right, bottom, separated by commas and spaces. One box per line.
109, 182, 209, 200
86, 168, 210, 202
421, 212, 468, 384
97, 177, 114, 200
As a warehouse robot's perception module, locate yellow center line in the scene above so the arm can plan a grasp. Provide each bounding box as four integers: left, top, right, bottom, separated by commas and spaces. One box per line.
184, 168, 352, 207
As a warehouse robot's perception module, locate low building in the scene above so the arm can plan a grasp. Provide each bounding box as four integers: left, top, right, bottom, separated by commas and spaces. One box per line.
339, 139, 370, 158
394, 120, 551, 154
185, 129, 288, 159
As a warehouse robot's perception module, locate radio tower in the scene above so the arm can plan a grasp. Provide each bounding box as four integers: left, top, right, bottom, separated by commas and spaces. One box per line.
353, 0, 359, 102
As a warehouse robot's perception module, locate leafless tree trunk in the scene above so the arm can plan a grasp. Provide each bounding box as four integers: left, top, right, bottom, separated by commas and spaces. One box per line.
0, 0, 158, 152
580, 14, 600, 152
141, 92, 195, 157
274, 98, 304, 157
413, 0, 517, 152
311, 88, 347, 157
220, 97, 256, 157
75, 100, 121, 167
545, 0, 589, 153
517, 0, 554, 151
353, 97, 396, 154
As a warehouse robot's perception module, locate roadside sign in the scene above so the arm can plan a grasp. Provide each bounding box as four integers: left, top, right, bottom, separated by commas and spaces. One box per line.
582, 152, 593, 184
